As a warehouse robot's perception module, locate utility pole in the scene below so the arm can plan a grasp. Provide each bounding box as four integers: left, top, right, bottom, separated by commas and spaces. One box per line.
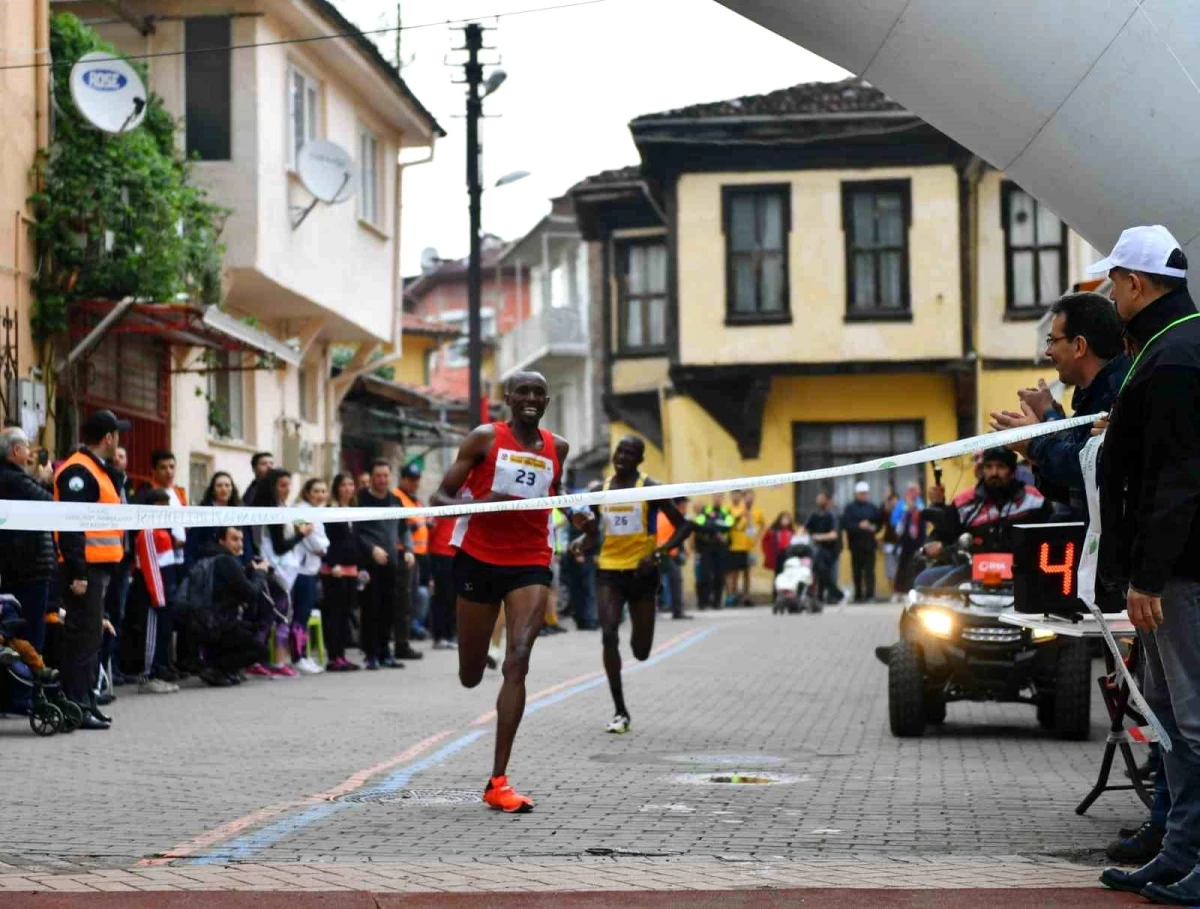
464, 22, 484, 428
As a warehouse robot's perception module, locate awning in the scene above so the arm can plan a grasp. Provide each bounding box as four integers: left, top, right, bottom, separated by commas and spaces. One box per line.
67, 299, 304, 369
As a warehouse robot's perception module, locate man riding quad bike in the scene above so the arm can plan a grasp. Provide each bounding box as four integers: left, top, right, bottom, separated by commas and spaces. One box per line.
873, 447, 1092, 739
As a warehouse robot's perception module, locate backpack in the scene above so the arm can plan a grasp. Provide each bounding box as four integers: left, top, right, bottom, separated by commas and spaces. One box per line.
174, 556, 218, 618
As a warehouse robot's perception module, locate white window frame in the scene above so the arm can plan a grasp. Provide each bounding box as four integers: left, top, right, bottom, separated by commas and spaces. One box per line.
287, 63, 321, 169
440, 308, 496, 368
358, 124, 381, 226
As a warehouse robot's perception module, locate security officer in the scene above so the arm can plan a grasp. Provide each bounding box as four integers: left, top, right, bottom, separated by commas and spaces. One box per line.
54, 409, 130, 730
394, 462, 431, 641
693, 494, 734, 610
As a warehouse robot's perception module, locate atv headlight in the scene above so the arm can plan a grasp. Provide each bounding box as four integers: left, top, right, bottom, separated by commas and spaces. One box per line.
917, 607, 954, 638
1031, 627, 1057, 643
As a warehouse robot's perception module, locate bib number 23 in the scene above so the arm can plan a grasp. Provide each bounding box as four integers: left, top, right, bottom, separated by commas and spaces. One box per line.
492, 449, 554, 499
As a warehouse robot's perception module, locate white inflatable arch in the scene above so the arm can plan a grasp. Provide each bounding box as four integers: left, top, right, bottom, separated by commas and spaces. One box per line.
718, 1, 1200, 264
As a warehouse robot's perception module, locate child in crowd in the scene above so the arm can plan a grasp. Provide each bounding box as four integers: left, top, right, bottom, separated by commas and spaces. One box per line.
0, 593, 57, 681
131, 489, 179, 694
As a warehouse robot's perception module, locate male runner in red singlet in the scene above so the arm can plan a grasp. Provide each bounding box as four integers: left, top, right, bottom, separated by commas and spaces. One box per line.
431, 371, 569, 813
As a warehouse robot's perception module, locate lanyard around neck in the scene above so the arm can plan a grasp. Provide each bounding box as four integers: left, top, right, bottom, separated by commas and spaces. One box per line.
1119, 312, 1200, 395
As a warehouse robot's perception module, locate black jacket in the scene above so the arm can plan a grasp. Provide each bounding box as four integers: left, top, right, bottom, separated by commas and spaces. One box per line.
0, 458, 56, 583
1028, 354, 1129, 520
197, 540, 270, 620
355, 488, 407, 566
841, 501, 882, 551
324, 518, 361, 568
1099, 285, 1200, 595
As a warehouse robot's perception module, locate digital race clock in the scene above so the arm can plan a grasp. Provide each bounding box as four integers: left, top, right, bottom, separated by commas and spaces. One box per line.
1012, 522, 1086, 616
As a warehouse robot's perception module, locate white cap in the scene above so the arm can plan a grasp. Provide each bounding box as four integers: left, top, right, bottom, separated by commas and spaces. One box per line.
854, 481, 870, 494
1087, 225, 1187, 279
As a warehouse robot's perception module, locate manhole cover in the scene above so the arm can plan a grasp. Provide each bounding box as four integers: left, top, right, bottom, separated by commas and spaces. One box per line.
668, 772, 802, 786
336, 788, 482, 806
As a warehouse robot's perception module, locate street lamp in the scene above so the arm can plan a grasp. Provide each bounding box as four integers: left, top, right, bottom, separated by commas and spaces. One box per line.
483, 69, 507, 97
494, 170, 530, 189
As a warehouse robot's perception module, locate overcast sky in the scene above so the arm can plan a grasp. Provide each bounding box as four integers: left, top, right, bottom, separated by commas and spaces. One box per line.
331, 0, 847, 274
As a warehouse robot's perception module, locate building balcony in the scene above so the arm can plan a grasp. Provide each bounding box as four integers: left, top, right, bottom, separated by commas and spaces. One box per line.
498, 306, 589, 380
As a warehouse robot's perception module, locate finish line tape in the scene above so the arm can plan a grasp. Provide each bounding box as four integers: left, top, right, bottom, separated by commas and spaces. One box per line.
0, 413, 1102, 532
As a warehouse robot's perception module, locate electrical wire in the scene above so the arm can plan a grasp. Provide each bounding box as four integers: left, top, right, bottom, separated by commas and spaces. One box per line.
0, 0, 608, 70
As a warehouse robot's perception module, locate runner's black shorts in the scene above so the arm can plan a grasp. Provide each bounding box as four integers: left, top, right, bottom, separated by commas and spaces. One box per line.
453, 550, 553, 604
597, 568, 659, 604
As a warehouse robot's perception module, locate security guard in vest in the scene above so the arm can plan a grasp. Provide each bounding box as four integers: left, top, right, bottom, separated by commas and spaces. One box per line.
394, 461, 431, 641
55, 409, 130, 729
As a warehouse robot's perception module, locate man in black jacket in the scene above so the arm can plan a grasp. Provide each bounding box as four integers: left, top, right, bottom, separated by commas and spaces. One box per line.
357, 460, 418, 669
1089, 226, 1200, 903
0, 427, 55, 714
991, 292, 1128, 521
188, 527, 270, 686
842, 482, 882, 603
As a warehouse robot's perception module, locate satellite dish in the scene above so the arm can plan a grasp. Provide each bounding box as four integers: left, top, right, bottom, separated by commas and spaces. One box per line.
69, 52, 147, 134
420, 247, 439, 272
296, 140, 357, 205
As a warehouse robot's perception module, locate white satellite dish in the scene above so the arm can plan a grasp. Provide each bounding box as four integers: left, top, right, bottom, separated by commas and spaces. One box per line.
69, 52, 147, 134
420, 247, 440, 272
296, 140, 357, 205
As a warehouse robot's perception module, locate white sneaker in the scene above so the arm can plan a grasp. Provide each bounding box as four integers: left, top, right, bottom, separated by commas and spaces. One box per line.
606, 714, 631, 734
139, 677, 179, 694
294, 656, 323, 675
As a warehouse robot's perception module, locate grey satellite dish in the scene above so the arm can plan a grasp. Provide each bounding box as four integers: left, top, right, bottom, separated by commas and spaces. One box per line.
297, 140, 357, 205
292, 139, 357, 229
420, 247, 439, 272
69, 51, 147, 134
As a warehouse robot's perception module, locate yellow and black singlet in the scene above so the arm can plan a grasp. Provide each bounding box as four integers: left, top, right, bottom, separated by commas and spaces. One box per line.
596, 474, 658, 571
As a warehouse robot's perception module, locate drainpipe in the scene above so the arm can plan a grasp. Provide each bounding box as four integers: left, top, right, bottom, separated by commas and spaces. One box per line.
957, 154, 985, 435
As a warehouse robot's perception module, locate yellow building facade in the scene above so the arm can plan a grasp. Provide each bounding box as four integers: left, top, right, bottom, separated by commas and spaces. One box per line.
573, 80, 1100, 596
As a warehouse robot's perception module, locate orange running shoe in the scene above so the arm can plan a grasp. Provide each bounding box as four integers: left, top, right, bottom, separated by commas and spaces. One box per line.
483, 775, 534, 813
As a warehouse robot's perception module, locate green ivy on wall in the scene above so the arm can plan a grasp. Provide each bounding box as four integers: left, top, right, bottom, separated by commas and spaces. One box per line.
28, 12, 228, 352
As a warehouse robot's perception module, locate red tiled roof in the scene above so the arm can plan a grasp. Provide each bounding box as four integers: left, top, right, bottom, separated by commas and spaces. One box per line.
402, 314, 462, 337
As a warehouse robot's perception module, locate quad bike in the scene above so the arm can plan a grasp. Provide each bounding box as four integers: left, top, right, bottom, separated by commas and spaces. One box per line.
882, 524, 1091, 741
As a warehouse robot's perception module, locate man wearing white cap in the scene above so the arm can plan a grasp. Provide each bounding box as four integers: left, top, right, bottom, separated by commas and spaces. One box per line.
842, 481, 882, 603
1091, 225, 1200, 904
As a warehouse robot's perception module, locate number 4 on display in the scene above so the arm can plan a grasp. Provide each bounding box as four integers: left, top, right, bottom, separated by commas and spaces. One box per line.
1039, 541, 1076, 596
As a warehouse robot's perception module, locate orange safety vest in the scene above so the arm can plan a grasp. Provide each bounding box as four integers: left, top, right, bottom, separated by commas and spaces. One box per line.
656, 511, 680, 556
53, 449, 124, 563
394, 487, 429, 555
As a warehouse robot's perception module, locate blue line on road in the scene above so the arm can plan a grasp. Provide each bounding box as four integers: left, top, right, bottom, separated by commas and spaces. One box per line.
187, 625, 716, 864
525, 624, 717, 716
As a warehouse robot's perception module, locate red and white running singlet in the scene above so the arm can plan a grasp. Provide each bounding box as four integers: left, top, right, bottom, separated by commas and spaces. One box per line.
450, 422, 562, 567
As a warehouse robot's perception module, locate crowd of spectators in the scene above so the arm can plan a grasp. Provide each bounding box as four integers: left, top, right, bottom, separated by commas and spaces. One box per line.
0, 437, 532, 730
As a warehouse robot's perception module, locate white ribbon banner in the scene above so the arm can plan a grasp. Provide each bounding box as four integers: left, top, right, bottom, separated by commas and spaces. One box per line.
1077, 432, 1169, 749
0, 413, 1102, 532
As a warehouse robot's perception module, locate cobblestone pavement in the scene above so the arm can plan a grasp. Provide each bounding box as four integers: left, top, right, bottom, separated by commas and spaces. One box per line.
2, 604, 1150, 896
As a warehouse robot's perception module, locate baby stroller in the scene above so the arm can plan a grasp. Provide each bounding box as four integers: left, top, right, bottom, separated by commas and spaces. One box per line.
773, 537, 822, 615
0, 613, 83, 736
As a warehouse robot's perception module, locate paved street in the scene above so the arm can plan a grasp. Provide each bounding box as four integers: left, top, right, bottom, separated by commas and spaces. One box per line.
3, 604, 1151, 904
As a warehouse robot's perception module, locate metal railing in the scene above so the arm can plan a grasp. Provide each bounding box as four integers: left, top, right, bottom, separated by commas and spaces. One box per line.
498, 306, 589, 377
